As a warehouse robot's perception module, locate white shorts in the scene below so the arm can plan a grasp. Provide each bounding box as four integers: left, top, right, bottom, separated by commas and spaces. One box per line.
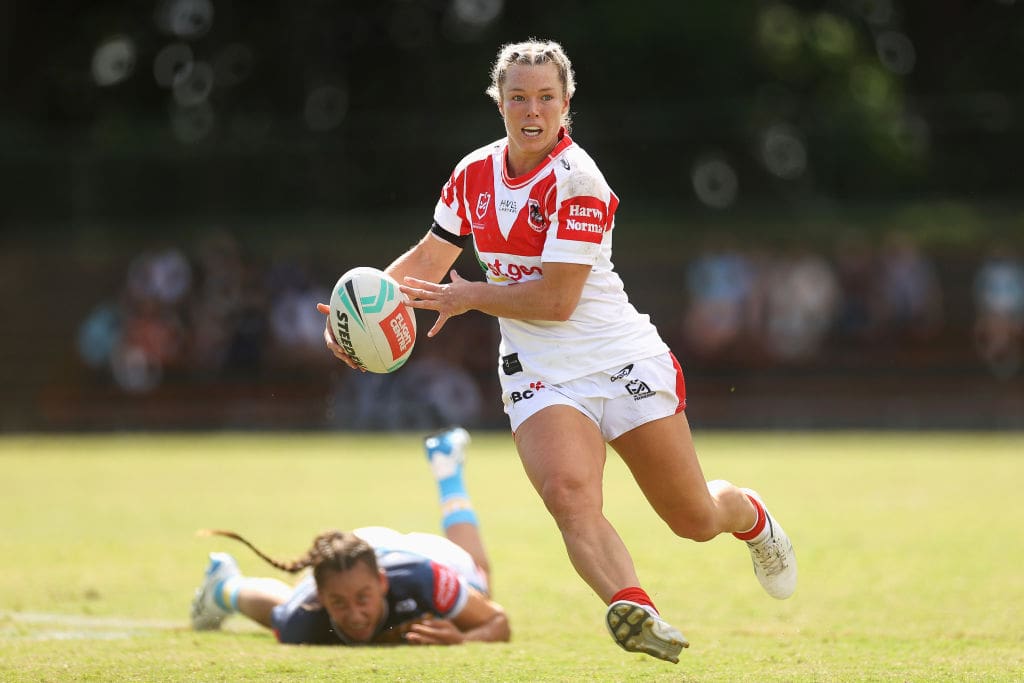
353, 526, 489, 595
501, 352, 687, 441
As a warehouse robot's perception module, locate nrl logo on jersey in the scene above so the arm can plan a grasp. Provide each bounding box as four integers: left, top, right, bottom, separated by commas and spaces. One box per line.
527, 198, 547, 232
476, 192, 491, 220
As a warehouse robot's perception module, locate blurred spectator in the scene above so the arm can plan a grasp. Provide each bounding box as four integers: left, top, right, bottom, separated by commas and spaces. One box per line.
680, 245, 757, 360
876, 231, 944, 342
187, 231, 248, 374
77, 303, 121, 370
973, 246, 1024, 379
760, 249, 841, 361
834, 229, 884, 344
329, 356, 483, 431
265, 259, 331, 365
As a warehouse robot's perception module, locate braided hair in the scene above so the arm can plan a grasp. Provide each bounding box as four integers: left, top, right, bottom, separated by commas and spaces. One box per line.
198, 528, 379, 586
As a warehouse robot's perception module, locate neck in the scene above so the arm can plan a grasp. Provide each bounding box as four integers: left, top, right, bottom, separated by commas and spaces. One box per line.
505, 151, 545, 179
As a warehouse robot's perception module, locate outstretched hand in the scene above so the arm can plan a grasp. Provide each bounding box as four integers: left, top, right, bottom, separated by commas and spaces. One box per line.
315, 302, 364, 372
399, 270, 472, 338
402, 614, 466, 646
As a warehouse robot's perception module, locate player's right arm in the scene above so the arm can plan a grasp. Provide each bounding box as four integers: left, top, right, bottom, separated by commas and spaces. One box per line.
384, 229, 464, 287
316, 227, 463, 369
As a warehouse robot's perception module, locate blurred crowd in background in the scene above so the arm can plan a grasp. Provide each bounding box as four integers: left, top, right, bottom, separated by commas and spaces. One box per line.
68, 227, 1023, 430
3, 0, 1023, 430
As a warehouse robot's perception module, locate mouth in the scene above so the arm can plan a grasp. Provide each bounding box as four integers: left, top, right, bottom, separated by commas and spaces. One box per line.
345, 624, 371, 641
522, 126, 543, 138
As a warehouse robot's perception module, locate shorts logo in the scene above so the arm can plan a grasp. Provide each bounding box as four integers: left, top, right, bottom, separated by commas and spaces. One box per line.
476, 192, 491, 220
510, 381, 544, 405
527, 198, 547, 232
610, 364, 633, 382
625, 378, 655, 400
502, 353, 522, 375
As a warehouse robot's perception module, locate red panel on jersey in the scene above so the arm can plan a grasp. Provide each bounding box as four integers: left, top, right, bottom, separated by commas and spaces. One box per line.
431, 562, 460, 614
557, 195, 608, 244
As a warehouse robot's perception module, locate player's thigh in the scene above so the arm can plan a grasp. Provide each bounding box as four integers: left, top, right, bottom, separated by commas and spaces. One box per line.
610, 411, 714, 521
514, 404, 607, 508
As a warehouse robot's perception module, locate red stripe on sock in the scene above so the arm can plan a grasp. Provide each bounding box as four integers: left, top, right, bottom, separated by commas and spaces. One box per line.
610, 586, 658, 614
733, 494, 766, 541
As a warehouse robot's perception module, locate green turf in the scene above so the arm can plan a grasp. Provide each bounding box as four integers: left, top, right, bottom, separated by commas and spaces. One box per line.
1, 431, 1022, 682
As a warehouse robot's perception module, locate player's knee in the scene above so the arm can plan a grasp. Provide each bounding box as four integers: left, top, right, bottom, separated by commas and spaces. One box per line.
539, 474, 598, 523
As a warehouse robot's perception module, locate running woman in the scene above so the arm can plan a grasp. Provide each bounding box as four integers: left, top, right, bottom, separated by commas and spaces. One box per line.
189, 428, 510, 645
318, 38, 796, 664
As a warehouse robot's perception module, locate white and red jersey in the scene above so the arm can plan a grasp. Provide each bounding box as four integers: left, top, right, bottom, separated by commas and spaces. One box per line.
433, 131, 668, 385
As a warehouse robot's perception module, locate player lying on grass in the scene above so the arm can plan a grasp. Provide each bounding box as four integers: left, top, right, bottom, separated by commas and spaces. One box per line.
190, 428, 510, 645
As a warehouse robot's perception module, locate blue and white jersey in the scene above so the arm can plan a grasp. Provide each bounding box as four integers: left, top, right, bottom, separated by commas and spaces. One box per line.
271, 528, 474, 645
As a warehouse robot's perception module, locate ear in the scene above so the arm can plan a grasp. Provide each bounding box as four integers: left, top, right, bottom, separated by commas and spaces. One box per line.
378, 569, 389, 593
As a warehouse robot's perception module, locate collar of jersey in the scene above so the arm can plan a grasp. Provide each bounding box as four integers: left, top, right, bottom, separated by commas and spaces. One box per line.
501, 128, 573, 188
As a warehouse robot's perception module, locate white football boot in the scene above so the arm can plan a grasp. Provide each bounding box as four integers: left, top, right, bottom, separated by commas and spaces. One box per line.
190, 552, 240, 631
606, 601, 689, 664
742, 488, 797, 600
424, 427, 470, 480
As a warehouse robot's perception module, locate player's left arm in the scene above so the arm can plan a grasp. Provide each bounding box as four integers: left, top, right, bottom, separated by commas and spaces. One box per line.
401, 260, 591, 338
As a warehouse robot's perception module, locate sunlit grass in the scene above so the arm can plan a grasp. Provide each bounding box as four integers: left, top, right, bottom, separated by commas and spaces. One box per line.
1, 431, 1022, 681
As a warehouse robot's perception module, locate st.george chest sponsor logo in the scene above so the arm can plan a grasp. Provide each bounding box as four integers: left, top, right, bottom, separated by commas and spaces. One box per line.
485, 257, 543, 282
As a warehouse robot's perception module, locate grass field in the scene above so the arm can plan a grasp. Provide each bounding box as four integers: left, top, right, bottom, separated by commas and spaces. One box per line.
1, 430, 1022, 682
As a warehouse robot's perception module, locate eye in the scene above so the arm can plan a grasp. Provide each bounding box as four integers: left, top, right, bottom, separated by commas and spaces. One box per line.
542, 94, 554, 101
511, 95, 525, 102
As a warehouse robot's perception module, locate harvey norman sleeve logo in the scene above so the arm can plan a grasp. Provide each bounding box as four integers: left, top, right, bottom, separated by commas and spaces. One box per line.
557, 197, 607, 244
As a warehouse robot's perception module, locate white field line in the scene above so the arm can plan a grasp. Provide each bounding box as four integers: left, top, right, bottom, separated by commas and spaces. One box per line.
0, 611, 182, 641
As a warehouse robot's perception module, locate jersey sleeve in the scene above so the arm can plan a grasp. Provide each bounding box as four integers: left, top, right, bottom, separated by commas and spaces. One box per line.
428, 560, 470, 619
541, 168, 618, 266
432, 164, 472, 240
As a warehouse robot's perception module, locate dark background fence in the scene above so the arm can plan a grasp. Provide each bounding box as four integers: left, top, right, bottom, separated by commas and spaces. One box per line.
2, 0, 1022, 431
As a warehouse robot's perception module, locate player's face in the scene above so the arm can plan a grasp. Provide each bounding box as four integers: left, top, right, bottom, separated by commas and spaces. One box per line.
317, 562, 389, 643
498, 62, 569, 176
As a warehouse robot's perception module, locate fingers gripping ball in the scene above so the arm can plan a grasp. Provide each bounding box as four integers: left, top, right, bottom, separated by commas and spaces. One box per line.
329, 267, 417, 373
